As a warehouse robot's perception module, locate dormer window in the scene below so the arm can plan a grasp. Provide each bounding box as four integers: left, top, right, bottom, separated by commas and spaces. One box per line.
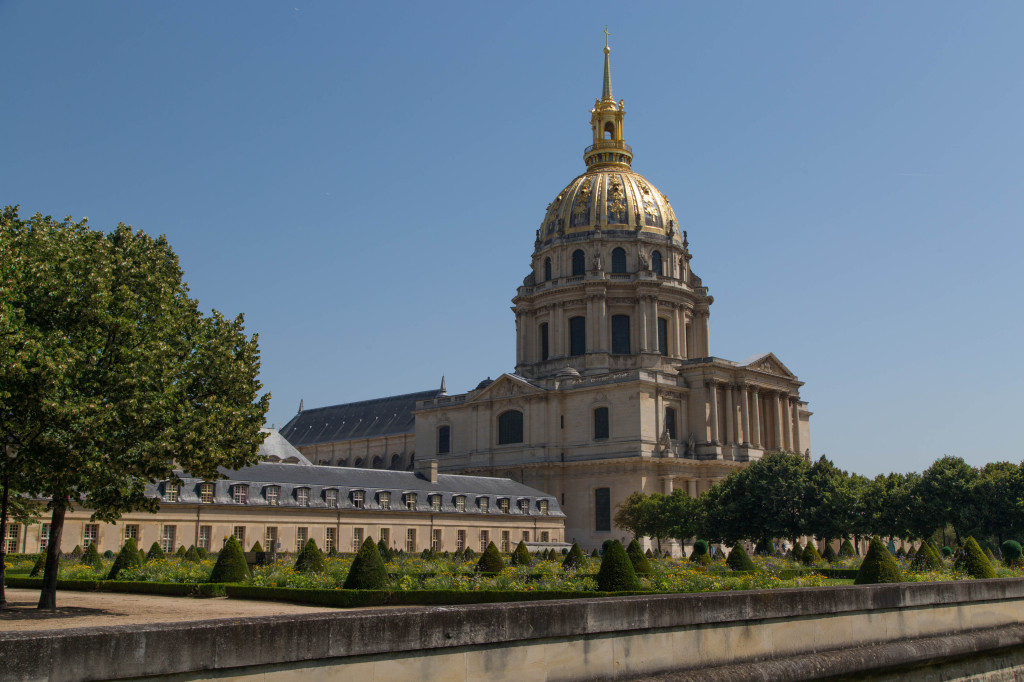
163, 483, 179, 502
295, 488, 310, 507
200, 482, 214, 503
352, 490, 365, 509
265, 486, 280, 506
325, 489, 339, 508
405, 493, 417, 510
499, 498, 510, 514
518, 499, 530, 515
539, 500, 549, 516
379, 491, 391, 510
430, 494, 442, 511
231, 484, 248, 504
479, 497, 489, 513
454, 495, 466, 512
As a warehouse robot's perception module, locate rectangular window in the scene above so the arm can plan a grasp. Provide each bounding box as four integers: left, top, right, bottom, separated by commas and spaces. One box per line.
479, 530, 489, 553
405, 493, 417, 510
233, 526, 246, 548
430, 494, 441, 511
5, 523, 20, 554
265, 486, 280, 506
501, 530, 510, 552
437, 425, 451, 455
83, 524, 99, 548
432, 528, 442, 552
665, 406, 677, 440
161, 526, 176, 554
379, 492, 391, 510
595, 487, 611, 532
479, 497, 489, 513
198, 525, 211, 551
265, 526, 278, 551
540, 323, 549, 361
163, 484, 179, 502
40, 523, 50, 552
123, 524, 139, 542
325, 528, 336, 553
658, 317, 668, 356
569, 316, 586, 356
497, 410, 524, 445
200, 482, 214, 503
296, 527, 308, 551
406, 528, 416, 553
611, 315, 631, 354
541, 531, 550, 542
352, 527, 364, 552
522, 531, 530, 542
539, 500, 549, 516
455, 496, 465, 512
232, 485, 248, 504
380, 528, 390, 547
499, 498, 510, 514
457, 530, 466, 551
352, 490, 364, 509
518, 499, 530, 515
296, 488, 310, 506
326, 489, 339, 508
594, 406, 610, 440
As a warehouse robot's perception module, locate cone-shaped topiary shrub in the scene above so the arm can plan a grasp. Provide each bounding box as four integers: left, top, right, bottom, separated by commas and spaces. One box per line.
854, 537, 903, 585
250, 541, 264, 553
597, 540, 640, 591
789, 541, 803, 561
476, 541, 505, 575
70, 545, 83, 558
1002, 540, 1022, 568
985, 548, 997, 563
82, 542, 102, 569
420, 548, 434, 560
294, 538, 325, 573
175, 545, 187, 556
452, 548, 464, 562
184, 545, 201, 563
30, 554, 45, 577
626, 539, 653, 575
563, 542, 586, 570
107, 538, 144, 580
954, 537, 997, 579
511, 540, 531, 566
645, 548, 654, 558
210, 536, 250, 582
906, 545, 917, 559
343, 538, 389, 589
463, 547, 475, 559
839, 539, 856, 557
822, 543, 838, 563
895, 546, 906, 559
802, 542, 822, 565
377, 537, 391, 562
753, 539, 773, 556
591, 548, 600, 558
146, 542, 165, 561
912, 541, 943, 570
942, 546, 953, 558
726, 543, 756, 571
197, 546, 208, 559
690, 540, 711, 565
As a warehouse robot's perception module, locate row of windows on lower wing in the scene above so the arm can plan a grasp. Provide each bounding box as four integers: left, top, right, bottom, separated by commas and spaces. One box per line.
440, 405, 680, 450
161, 482, 550, 515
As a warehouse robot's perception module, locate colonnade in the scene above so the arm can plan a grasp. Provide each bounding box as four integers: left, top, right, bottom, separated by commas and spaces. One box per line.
705, 381, 802, 454
660, 475, 726, 498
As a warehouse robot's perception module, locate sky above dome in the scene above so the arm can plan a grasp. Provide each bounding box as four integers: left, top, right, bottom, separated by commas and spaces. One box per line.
3, 1, 1022, 478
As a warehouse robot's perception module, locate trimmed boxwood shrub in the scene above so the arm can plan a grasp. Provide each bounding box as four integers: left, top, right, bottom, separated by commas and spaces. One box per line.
753, 540, 773, 556
210, 536, 250, 582
597, 540, 639, 591
726, 543, 756, 571
250, 541, 264, 553
511, 541, 531, 566
689, 540, 711, 566
463, 547, 475, 559
343, 538, 389, 589
197, 546, 208, 559
175, 545, 187, 556
476, 541, 505, 575
294, 538, 325, 573
626, 539, 653, 575
822, 543, 838, 563
1001, 540, 1022, 568
789, 541, 803, 561
839, 539, 856, 557
941, 546, 953, 558
146, 542, 165, 561
802, 542, 822, 565
912, 541, 943, 570
29, 554, 45, 577
854, 536, 903, 585
954, 537, 997, 579
184, 545, 201, 563
562, 542, 586, 570
70, 545, 83, 558
107, 539, 144, 580
590, 548, 600, 558
82, 543, 102, 568
377, 538, 392, 562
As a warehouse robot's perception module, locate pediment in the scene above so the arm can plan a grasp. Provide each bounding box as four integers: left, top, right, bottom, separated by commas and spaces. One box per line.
469, 373, 546, 403
739, 353, 796, 379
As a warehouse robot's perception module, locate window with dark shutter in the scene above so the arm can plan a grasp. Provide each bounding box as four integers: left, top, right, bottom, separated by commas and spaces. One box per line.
611, 315, 630, 354
594, 407, 609, 440
595, 488, 611, 531
569, 316, 586, 356
498, 410, 524, 445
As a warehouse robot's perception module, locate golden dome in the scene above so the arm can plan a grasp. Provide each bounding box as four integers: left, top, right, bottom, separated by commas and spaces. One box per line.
539, 169, 679, 241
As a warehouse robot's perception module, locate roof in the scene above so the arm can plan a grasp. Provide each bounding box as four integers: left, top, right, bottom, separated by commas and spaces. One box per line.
258, 428, 312, 465
279, 390, 439, 447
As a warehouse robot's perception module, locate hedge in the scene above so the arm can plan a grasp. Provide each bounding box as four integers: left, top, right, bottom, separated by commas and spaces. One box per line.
3, 576, 227, 596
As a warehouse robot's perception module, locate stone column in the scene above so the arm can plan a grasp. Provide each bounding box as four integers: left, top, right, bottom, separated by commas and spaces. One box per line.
700, 311, 711, 356
791, 399, 802, 455
724, 384, 735, 446
648, 299, 659, 352
597, 295, 608, 352
585, 296, 596, 354
687, 479, 698, 498
708, 381, 720, 444
671, 306, 682, 358
740, 384, 751, 446
515, 312, 524, 365
638, 296, 649, 352
555, 303, 566, 357
662, 476, 674, 495
773, 392, 784, 451
782, 397, 792, 452
682, 311, 692, 358
750, 388, 761, 448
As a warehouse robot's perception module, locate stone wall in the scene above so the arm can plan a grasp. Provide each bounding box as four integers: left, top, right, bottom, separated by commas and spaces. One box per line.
5, 579, 1024, 681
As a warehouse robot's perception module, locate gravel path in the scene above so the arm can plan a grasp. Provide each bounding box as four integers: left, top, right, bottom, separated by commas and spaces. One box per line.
0, 587, 344, 632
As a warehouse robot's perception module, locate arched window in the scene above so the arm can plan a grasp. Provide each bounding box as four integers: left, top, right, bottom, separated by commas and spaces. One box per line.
593, 406, 609, 440
611, 315, 630, 354
437, 425, 451, 454
390, 454, 402, 469
569, 316, 586, 356
658, 317, 668, 356
651, 250, 663, 276
354, 457, 363, 468
498, 410, 524, 445
372, 455, 384, 469
544, 257, 552, 281
611, 247, 627, 273
665, 407, 677, 440
571, 249, 585, 276
604, 122, 614, 139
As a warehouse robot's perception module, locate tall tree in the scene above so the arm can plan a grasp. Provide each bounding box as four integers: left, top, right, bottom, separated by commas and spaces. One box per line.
972, 462, 1024, 546
918, 456, 979, 544
803, 455, 857, 545
0, 208, 270, 609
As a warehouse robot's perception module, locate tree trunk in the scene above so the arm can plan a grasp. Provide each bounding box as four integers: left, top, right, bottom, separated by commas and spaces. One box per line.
37, 504, 65, 611
0, 467, 9, 609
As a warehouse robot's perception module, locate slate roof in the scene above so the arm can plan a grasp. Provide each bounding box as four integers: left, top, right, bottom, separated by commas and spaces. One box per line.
259, 428, 312, 465
279, 390, 439, 447
151, 463, 564, 517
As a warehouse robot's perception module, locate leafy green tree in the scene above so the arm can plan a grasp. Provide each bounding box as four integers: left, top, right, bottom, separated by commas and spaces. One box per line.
803, 456, 858, 546
0, 208, 269, 609
343, 538, 388, 589
973, 462, 1024, 546
918, 456, 980, 544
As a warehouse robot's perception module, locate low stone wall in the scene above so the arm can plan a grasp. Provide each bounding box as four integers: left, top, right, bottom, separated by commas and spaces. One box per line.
4, 579, 1024, 681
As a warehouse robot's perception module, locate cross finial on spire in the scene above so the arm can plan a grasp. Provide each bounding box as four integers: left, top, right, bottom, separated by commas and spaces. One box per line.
604, 26, 610, 50
601, 28, 613, 101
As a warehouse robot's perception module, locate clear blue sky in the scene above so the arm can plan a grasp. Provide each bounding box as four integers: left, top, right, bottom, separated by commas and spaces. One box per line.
3, 2, 1022, 478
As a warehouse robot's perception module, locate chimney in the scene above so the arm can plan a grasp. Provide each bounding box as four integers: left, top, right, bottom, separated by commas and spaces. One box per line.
415, 458, 439, 484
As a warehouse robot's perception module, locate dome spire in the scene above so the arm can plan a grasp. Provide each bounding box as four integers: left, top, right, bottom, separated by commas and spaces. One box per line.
602, 27, 613, 102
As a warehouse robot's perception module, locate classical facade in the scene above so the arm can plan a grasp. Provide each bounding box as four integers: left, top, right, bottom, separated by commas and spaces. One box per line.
9, 430, 564, 556
283, 42, 813, 552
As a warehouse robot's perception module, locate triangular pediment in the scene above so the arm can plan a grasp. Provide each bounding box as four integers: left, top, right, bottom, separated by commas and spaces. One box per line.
739, 353, 797, 379
469, 373, 546, 403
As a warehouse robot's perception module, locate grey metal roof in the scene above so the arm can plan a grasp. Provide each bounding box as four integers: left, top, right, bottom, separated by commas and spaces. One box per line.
258, 428, 312, 465
279, 389, 439, 447
154, 463, 564, 518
